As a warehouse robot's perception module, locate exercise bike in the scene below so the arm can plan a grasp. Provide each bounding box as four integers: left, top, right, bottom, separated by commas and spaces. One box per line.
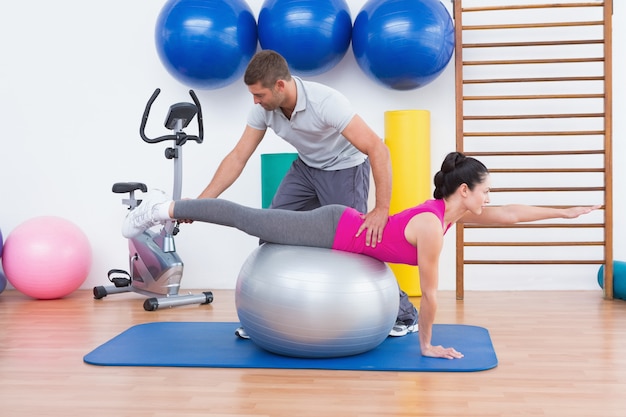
93, 88, 213, 311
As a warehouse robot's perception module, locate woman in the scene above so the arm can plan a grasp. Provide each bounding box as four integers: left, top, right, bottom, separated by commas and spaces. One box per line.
123, 152, 598, 359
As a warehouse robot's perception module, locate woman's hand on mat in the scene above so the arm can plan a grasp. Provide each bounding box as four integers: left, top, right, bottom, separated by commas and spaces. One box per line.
422, 344, 464, 360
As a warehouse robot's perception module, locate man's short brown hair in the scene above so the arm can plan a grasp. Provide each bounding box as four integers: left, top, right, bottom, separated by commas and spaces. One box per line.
244, 50, 292, 88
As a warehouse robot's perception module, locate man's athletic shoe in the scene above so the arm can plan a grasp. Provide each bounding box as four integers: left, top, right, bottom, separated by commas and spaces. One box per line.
122, 189, 169, 238
388, 318, 419, 337
235, 326, 250, 339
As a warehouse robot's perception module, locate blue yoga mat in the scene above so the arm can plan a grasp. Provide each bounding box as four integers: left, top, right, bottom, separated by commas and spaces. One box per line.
84, 322, 497, 372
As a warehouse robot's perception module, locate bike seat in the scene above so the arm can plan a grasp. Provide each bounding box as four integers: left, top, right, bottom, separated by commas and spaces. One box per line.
112, 182, 148, 194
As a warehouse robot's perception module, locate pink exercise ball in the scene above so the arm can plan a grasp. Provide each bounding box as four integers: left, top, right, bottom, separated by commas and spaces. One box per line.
1, 216, 92, 300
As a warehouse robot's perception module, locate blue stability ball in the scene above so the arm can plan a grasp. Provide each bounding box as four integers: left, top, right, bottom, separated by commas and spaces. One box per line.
0, 226, 5, 294
155, 0, 258, 90
0, 227, 5, 294
598, 261, 626, 300
258, 0, 352, 76
352, 0, 455, 90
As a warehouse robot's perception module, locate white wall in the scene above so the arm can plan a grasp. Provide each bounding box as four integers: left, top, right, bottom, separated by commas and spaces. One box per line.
0, 0, 623, 292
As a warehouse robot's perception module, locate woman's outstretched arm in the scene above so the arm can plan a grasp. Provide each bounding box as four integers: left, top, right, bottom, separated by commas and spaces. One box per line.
460, 204, 601, 225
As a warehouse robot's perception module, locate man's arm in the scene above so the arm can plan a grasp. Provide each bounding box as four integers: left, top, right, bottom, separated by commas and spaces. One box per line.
197, 125, 265, 199
341, 114, 392, 247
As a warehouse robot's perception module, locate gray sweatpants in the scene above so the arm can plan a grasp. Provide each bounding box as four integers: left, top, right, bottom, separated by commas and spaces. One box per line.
270, 157, 370, 213
173, 198, 418, 326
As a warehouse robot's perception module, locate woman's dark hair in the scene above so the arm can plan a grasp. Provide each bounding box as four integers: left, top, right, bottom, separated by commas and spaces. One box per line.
244, 50, 292, 88
433, 152, 489, 199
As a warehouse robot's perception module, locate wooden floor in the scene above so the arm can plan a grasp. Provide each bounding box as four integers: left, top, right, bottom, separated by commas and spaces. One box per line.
1, 288, 625, 417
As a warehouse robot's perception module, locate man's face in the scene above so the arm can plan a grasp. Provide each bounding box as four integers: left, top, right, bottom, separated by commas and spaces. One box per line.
248, 81, 283, 111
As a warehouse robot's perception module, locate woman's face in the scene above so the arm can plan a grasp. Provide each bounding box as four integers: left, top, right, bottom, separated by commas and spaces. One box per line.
466, 174, 491, 215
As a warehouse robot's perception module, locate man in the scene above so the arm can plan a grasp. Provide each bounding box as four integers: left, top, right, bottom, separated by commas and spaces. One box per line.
197, 50, 417, 337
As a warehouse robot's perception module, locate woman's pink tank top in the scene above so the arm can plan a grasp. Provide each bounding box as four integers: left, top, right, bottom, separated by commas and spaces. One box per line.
331, 199, 450, 265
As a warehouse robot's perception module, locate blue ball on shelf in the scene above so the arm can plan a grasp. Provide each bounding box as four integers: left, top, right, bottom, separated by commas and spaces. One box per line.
155, 0, 258, 90
0, 228, 5, 294
598, 261, 626, 300
352, 0, 455, 90
258, 0, 352, 76
0, 271, 6, 294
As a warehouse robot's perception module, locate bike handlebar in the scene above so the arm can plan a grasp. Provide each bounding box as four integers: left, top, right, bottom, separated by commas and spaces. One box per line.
139, 88, 204, 145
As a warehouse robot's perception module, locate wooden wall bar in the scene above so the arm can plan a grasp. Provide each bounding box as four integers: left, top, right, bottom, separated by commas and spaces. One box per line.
453, 0, 613, 299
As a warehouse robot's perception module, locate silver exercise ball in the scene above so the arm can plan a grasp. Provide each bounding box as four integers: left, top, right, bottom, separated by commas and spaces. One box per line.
235, 244, 399, 358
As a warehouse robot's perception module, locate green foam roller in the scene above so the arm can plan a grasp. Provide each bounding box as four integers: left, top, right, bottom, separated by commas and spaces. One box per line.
261, 153, 298, 208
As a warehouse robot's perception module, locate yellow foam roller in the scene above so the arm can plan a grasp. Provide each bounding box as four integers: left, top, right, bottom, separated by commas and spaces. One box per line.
384, 110, 431, 296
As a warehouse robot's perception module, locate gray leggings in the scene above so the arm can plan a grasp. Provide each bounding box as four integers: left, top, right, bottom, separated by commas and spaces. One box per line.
173, 199, 346, 248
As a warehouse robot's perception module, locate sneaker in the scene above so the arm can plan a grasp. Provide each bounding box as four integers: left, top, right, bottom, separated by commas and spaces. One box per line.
122, 189, 169, 238
389, 321, 409, 337
388, 320, 419, 337
235, 326, 250, 339
406, 322, 418, 334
